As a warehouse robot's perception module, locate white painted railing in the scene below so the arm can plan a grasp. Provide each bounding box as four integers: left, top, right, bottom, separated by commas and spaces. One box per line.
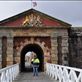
46, 63, 82, 82
0, 64, 19, 82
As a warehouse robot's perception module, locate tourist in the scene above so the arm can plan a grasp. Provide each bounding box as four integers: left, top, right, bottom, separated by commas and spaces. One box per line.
31, 53, 40, 76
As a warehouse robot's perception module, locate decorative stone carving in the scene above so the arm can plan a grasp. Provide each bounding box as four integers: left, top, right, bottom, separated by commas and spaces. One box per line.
22, 14, 43, 27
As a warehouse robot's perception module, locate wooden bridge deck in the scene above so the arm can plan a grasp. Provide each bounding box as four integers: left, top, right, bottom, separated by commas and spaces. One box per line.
13, 72, 58, 82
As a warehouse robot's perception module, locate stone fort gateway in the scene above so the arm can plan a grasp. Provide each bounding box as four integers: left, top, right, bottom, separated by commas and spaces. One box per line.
0, 9, 82, 72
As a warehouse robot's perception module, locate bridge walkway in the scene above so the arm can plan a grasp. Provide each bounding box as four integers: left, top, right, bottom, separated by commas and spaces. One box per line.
13, 72, 58, 82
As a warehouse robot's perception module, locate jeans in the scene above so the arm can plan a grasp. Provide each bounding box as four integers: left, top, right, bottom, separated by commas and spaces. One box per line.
32, 65, 39, 76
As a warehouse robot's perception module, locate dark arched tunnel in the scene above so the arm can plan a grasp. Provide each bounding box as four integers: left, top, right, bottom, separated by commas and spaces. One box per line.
20, 44, 44, 72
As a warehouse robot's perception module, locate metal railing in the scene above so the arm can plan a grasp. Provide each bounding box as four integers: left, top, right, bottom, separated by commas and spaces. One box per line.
46, 63, 82, 82
0, 64, 19, 82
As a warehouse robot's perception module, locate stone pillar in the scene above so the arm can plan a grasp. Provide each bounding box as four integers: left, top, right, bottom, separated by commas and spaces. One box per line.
57, 36, 62, 65
14, 51, 20, 64
68, 37, 73, 66
0, 37, 2, 68
62, 36, 69, 65
76, 36, 81, 56
7, 37, 13, 66
51, 36, 58, 64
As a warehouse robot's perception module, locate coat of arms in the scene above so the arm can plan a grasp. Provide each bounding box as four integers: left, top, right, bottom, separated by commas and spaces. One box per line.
22, 14, 43, 27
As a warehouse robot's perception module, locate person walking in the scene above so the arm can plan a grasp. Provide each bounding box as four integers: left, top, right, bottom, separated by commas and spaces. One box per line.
31, 54, 40, 76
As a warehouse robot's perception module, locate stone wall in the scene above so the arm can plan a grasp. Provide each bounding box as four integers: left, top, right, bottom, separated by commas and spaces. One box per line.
0, 29, 13, 68
51, 29, 69, 65
69, 27, 82, 68
1, 27, 82, 69
0, 27, 69, 69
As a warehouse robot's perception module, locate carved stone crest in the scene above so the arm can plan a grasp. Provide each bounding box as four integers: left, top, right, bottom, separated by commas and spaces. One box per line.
22, 14, 43, 27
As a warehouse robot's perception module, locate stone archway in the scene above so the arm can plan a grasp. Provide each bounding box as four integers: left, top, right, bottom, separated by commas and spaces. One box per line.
20, 44, 44, 72
14, 37, 51, 72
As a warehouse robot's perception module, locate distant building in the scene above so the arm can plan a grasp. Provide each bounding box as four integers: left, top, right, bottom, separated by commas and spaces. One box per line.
0, 9, 82, 71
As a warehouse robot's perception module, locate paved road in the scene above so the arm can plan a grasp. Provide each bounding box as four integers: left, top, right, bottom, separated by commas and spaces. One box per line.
13, 72, 58, 82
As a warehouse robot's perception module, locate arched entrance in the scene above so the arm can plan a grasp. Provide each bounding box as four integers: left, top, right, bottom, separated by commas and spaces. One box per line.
20, 44, 44, 72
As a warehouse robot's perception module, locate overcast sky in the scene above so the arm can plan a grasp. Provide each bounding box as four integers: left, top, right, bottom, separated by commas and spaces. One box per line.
0, 1, 82, 27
